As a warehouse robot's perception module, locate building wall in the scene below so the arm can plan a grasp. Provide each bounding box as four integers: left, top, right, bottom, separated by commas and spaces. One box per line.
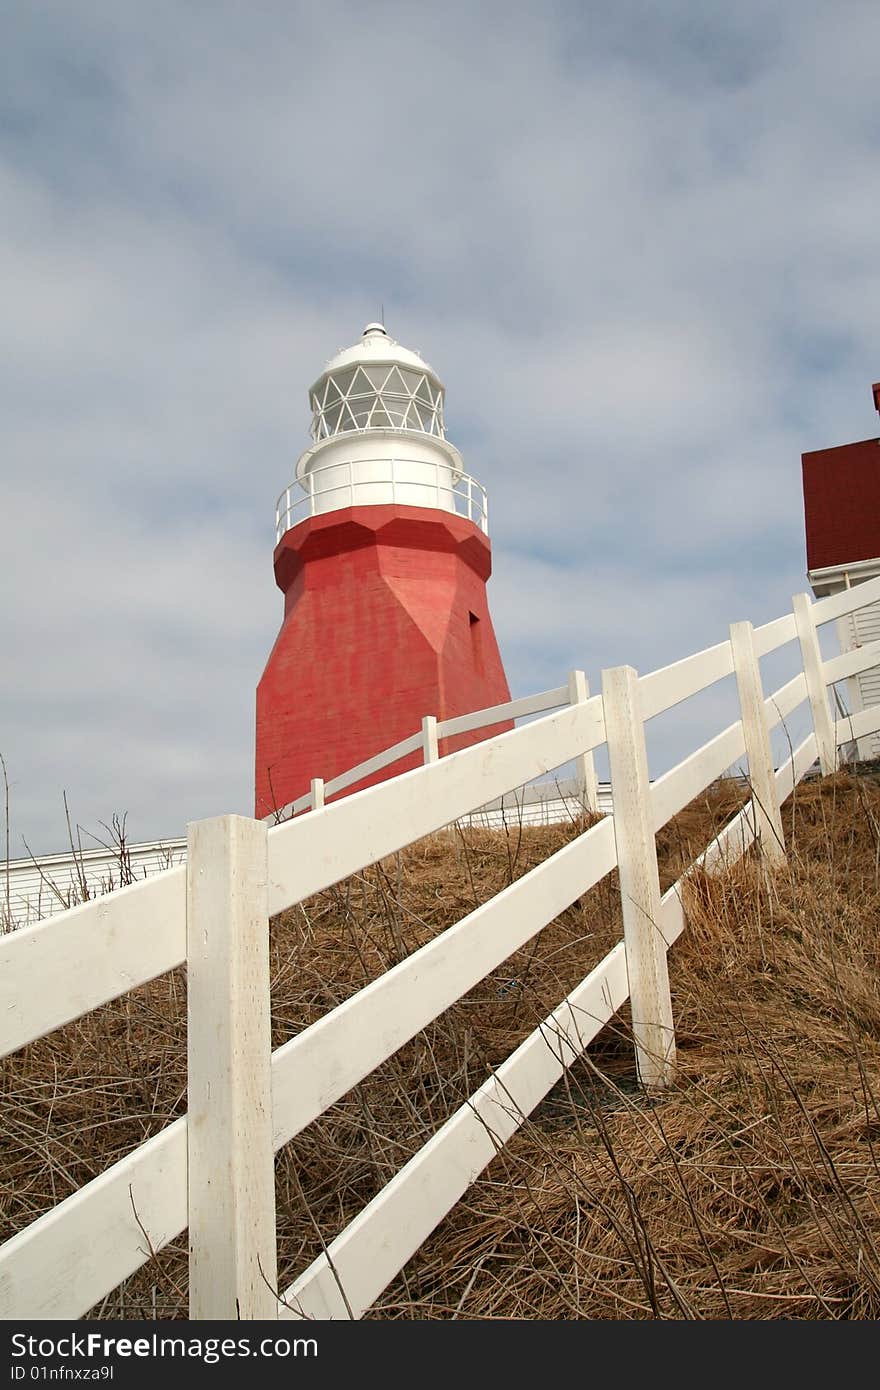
835, 599, 880, 760
808, 560, 880, 762
802, 436, 880, 570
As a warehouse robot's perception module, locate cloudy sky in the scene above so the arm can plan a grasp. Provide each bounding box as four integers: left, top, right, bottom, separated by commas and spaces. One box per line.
2, 1, 879, 855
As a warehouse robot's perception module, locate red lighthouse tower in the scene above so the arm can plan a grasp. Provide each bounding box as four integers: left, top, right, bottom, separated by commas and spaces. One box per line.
255, 323, 513, 817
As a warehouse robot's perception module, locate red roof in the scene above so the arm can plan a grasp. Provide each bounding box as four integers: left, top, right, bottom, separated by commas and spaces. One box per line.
802, 436, 880, 571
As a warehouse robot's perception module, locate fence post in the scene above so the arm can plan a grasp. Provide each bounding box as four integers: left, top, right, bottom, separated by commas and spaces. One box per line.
792, 592, 837, 776
567, 669, 599, 814
186, 814, 278, 1319
422, 715, 439, 764
601, 665, 676, 1089
729, 620, 786, 865
310, 777, 325, 810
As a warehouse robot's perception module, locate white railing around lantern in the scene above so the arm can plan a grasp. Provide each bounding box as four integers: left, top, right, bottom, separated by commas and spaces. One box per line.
275, 456, 489, 543
2, 575, 880, 1320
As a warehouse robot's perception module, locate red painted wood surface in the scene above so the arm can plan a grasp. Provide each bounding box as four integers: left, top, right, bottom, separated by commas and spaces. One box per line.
255, 506, 512, 818
802, 435, 880, 572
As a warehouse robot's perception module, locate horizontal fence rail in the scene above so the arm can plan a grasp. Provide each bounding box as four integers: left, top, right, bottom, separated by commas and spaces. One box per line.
822, 637, 880, 686
268, 683, 576, 822
0, 869, 186, 1057
811, 571, 880, 625
3, 578, 880, 1320
280, 939, 633, 1320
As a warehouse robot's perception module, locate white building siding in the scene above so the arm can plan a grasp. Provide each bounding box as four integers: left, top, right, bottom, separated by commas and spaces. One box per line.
818, 567, 880, 762
806, 561, 878, 761
852, 600, 880, 759
1, 838, 187, 932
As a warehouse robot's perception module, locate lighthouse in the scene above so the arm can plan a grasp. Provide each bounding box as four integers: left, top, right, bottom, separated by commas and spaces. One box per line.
255, 323, 513, 817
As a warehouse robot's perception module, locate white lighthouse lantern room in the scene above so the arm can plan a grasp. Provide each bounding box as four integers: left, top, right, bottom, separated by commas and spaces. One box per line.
275, 324, 487, 538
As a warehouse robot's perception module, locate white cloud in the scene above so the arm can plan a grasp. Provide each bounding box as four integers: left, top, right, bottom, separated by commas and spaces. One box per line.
1, 1, 878, 851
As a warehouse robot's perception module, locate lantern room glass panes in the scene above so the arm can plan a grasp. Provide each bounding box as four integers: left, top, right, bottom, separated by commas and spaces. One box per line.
310, 365, 446, 442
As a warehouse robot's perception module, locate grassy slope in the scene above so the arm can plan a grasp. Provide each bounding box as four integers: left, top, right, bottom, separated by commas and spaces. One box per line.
2, 772, 879, 1319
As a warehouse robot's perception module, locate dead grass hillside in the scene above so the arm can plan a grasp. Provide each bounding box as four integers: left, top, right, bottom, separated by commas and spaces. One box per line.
2, 771, 880, 1319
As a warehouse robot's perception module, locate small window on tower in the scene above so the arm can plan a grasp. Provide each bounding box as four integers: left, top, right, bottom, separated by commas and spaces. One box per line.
469, 611, 484, 676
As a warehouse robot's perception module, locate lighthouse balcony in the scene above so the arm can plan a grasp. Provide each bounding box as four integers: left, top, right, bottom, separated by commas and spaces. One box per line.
275, 455, 489, 543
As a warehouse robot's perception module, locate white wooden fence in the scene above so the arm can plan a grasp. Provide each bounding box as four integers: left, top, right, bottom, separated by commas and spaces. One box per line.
2, 577, 880, 1321
268, 666, 600, 821
1, 782, 612, 933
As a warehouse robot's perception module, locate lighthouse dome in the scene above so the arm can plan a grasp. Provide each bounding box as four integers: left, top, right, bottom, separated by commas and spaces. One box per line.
308, 323, 446, 442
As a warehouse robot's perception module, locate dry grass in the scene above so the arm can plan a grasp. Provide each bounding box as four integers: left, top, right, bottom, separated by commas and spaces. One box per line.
2, 771, 880, 1319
